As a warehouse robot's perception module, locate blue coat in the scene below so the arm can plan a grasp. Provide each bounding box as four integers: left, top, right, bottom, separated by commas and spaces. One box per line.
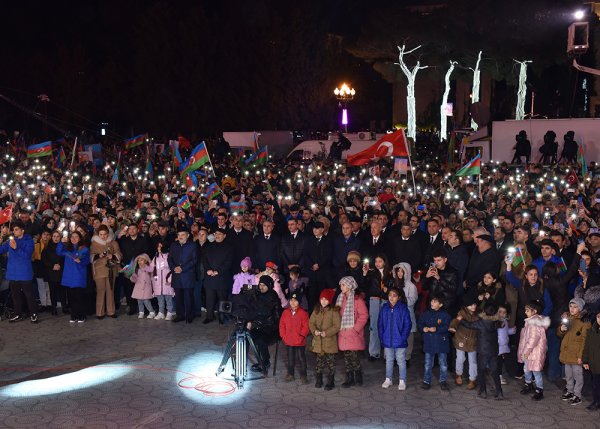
378, 301, 412, 349
0, 234, 34, 281
418, 309, 451, 354
168, 239, 198, 289
56, 242, 90, 288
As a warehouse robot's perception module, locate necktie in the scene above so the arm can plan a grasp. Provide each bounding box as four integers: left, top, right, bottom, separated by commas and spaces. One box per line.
265, 235, 270, 240
430, 236, 434, 244
373, 237, 377, 246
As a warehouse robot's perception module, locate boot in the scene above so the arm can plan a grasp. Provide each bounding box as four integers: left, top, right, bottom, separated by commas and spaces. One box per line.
354, 370, 363, 386
520, 382, 534, 395
341, 372, 355, 388
532, 388, 544, 401
324, 374, 335, 391
315, 373, 323, 388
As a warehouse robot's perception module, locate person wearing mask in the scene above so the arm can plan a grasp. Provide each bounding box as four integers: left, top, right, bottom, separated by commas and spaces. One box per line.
1, 221, 36, 323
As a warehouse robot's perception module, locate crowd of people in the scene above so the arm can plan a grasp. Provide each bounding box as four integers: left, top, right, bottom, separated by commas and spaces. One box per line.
1, 134, 600, 406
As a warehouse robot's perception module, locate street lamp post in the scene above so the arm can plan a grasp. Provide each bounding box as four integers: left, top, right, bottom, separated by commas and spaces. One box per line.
334, 83, 355, 133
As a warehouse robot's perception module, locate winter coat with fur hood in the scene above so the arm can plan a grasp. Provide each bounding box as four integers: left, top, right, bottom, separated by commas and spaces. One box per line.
450, 308, 480, 352
517, 314, 551, 371
393, 262, 418, 333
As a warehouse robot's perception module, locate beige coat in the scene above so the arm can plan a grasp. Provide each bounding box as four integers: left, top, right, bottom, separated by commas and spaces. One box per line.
90, 236, 122, 279
309, 306, 341, 354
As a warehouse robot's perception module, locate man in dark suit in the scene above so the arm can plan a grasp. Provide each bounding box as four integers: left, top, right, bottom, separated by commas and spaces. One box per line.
331, 222, 361, 270
409, 214, 429, 255
226, 214, 254, 271
422, 218, 445, 270
253, 219, 280, 272
391, 223, 422, 274
350, 214, 367, 243
280, 218, 305, 276
360, 220, 390, 262
303, 221, 334, 309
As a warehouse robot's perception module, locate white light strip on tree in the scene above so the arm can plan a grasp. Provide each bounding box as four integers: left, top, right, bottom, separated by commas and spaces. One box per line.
515, 60, 532, 120
397, 45, 428, 140
470, 51, 482, 131
440, 61, 457, 140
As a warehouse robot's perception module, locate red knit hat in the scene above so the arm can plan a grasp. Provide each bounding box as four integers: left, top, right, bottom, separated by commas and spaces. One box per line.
319, 289, 336, 305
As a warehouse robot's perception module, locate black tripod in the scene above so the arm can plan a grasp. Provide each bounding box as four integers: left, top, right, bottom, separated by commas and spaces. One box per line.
216, 321, 266, 389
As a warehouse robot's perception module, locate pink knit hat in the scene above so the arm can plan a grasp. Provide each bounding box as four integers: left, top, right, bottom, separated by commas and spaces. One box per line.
240, 257, 252, 269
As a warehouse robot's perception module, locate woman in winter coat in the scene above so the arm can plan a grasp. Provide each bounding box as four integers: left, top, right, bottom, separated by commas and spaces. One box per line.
90, 225, 122, 319
336, 276, 368, 388
518, 299, 551, 400
150, 240, 176, 320
583, 311, 600, 410
575, 250, 600, 321
131, 253, 154, 319
309, 288, 341, 391
56, 231, 90, 323
392, 262, 418, 364
41, 230, 65, 315
378, 287, 412, 390
364, 254, 394, 361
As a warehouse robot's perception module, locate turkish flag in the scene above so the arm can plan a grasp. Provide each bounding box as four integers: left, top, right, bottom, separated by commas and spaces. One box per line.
347, 130, 408, 166
178, 134, 192, 151
566, 170, 578, 186
0, 205, 13, 225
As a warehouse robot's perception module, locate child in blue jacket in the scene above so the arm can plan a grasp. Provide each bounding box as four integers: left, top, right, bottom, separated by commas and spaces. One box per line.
418, 294, 452, 391
378, 287, 412, 390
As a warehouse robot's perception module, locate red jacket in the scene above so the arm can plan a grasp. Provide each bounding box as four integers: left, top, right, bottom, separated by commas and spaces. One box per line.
279, 307, 310, 346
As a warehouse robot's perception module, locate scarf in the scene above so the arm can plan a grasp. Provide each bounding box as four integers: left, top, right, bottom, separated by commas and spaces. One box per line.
337, 276, 358, 329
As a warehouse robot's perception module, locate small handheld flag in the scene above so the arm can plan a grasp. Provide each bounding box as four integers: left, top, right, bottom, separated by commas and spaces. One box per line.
455, 154, 481, 177
119, 259, 138, 278
27, 141, 52, 158
177, 195, 191, 210
204, 182, 221, 200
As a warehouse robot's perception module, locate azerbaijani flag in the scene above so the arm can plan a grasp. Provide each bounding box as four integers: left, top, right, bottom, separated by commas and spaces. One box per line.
123, 134, 147, 150
177, 195, 191, 210
184, 172, 198, 189
55, 147, 66, 169
119, 258, 138, 278
229, 199, 246, 213
180, 142, 210, 177
171, 141, 183, 170
252, 132, 259, 152
27, 141, 52, 158
557, 257, 568, 274
244, 146, 268, 168
512, 246, 525, 268
204, 182, 221, 200
578, 143, 588, 177
455, 154, 481, 177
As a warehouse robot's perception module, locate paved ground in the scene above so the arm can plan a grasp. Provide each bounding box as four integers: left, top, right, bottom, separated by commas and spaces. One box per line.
0, 311, 599, 429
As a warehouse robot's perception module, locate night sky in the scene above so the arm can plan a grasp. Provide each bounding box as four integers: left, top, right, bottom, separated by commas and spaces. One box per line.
0, 0, 592, 139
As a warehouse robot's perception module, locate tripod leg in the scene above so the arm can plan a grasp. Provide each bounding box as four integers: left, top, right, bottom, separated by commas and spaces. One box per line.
216, 332, 237, 376
246, 332, 266, 375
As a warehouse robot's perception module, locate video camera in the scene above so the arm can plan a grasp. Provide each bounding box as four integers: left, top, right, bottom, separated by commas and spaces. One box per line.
219, 284, 259, 324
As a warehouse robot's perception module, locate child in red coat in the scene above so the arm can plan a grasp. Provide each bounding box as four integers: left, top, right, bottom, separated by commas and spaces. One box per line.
279, 289, 310, 383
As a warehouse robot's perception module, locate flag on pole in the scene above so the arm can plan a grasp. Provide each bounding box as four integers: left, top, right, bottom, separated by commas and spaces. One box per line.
204, 182, 221, 200
54, 147, 66, 169
177, 195, 191, 210
244, 145, 268, 169
252, 132, 259, 152
578, 143, 588, 177
111, 164, 120, 185
178, 134, 192, 151
180, 142, 210, 177
145, 146, 153, 177
0, 204, 13, 225
123, 134, 147, 150
556, 257, 568, 274
119, 259, 138, 278
171, 141, 183, 170
455, 154, 481, 177
347, 130, 409, 166
27, 141, 52, 158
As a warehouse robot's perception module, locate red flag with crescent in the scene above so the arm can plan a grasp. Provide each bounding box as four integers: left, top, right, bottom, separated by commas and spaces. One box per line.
347, 129, 408, 166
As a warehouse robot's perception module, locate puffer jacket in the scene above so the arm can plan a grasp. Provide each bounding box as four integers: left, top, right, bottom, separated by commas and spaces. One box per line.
418, 309, 451, 354
0, 234, 34, 281
459, 313, 500, 356
309, 305, 341, 354
517, 314, 551, 371
337, 292, 368, 351
393, 262, 418, 333
56, 242, 90, 288
279, 306, 310, 346
450, 308, 480, 352
377, 300, 412, 349
583, 322, 600, 374
232, 271, 256, 295
150, 252, 175, 297
131, 254, 154, 300
557, 314, 591, 365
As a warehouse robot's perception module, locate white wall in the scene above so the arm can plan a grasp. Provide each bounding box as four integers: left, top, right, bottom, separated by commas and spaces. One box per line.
491, 119, 600, 163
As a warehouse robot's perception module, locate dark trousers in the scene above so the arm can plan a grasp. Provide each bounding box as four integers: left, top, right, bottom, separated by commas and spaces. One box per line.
9, 280, 37, 316
205, 287, 226, 320
68, 287, 86, 320
505, 328, 522, 377
477, 353, 502, 394
546, 329, 562, 380
287, 345, 307, 376
48, 281, 66, 309
174, 287, 194, 320
593, 373, 600, 404
252, 332, 271, 365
